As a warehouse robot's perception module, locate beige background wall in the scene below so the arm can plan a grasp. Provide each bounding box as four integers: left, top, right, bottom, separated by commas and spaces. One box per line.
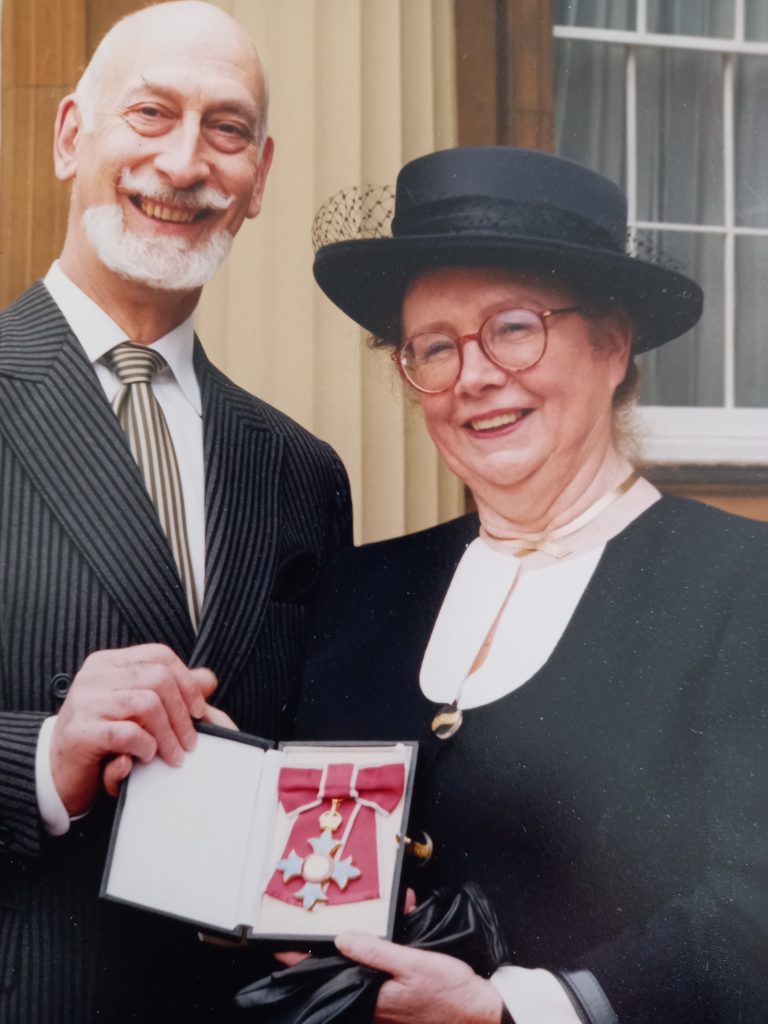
198, 0, 465, 542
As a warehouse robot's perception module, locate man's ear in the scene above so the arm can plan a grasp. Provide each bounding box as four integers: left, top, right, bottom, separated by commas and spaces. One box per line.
246, 135, 274, 219
53, 95, 82, 182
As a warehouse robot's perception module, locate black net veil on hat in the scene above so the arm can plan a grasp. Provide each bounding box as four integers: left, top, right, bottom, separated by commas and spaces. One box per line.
311, 185, 396, 251
311, 146, 704, 353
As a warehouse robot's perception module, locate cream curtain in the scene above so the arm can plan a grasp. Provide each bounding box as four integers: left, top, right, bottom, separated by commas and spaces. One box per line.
198, 0, 464, 543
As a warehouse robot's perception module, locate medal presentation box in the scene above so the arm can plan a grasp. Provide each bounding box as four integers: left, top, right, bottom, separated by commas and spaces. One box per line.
101, 725, 418, 945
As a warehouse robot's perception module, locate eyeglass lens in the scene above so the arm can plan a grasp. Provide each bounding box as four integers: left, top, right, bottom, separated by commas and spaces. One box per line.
399, 308, 547, 393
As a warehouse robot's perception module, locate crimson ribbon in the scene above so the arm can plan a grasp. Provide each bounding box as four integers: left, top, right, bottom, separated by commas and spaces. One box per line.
265, 762, 405, 907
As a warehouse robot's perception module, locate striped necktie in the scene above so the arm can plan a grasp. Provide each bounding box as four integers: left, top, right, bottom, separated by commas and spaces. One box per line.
106, 342, 200, 631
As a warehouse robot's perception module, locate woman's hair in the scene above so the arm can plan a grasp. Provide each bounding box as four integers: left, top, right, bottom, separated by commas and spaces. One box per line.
571, 290, 640, 412
551, 273, 642, 459
576, 296, 640, 462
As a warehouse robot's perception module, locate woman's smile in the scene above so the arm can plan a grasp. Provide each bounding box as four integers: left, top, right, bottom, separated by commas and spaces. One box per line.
464, 407, 533, 436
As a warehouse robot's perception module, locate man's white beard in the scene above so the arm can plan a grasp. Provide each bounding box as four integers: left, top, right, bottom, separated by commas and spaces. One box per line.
82, 204, 234, 291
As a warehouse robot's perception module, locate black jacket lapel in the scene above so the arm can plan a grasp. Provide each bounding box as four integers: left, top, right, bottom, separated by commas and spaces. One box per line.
192, 344, 283, 698
0, 283, 195, 656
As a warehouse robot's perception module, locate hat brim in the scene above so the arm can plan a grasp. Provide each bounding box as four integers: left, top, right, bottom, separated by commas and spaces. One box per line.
313, 234, 703, 353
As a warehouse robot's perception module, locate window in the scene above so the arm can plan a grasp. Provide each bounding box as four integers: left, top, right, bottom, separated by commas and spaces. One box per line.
554, 0, 768, 463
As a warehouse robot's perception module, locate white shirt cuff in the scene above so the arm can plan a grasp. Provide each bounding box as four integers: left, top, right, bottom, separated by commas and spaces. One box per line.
35, 716, 71, 836
491, 966, 582, 1024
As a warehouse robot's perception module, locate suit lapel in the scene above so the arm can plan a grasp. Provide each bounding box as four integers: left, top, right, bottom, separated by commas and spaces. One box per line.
0, 284, 195, 656
192, 344, 283, 699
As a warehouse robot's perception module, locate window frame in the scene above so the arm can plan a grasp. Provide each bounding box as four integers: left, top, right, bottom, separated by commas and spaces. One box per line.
554, 0, 768, 466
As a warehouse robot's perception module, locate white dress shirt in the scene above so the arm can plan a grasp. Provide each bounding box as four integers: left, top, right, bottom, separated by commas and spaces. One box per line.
36, 261, 207, 835
43, 261, 206, 602
420, 477, 662, 1024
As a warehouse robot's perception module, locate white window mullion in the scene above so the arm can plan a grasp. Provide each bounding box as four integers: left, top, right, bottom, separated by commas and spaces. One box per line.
735, 0, 746, 43
636, 0, 647, 35
626, 46, 638, 243
634, 221, 721, 234
633, 222, 768, 237
553, 26, 768, 57
723, 52, 736, 409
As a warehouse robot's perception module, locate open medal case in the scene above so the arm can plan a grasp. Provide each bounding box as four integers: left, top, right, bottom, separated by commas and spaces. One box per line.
101, 724, 418, 947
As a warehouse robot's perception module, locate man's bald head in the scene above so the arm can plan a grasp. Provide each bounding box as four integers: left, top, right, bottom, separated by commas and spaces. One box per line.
75, 1, 269, 151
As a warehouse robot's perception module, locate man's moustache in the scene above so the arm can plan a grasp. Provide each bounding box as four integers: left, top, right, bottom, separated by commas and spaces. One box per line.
119, 169, 234, 211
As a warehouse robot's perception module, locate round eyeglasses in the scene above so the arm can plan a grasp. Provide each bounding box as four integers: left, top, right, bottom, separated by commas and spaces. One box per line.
393, 306, 582, 394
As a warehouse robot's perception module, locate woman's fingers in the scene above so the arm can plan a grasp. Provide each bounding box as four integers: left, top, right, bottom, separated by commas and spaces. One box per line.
335, 933, 419, 975
273, 951, 310, 966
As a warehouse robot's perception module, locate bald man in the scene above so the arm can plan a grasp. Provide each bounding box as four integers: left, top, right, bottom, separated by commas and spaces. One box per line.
0, 3, 351, 1020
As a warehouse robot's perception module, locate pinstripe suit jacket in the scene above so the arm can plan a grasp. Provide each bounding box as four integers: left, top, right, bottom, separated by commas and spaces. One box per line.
0, 282, 352, 1022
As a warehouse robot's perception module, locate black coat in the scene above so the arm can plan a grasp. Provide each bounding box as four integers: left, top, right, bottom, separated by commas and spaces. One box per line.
0, 283, 352, 1022
297, 497, 768, 1023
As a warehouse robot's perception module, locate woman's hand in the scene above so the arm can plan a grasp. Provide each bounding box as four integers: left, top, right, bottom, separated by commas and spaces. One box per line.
335, 932, 504, 1023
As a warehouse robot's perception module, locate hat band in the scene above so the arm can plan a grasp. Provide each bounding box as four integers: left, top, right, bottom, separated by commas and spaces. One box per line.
391, 197, 625, 254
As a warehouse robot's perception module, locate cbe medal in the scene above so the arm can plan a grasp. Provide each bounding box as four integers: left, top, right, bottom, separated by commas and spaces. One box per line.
275, 799, 361, 911
266, 761, 406, 910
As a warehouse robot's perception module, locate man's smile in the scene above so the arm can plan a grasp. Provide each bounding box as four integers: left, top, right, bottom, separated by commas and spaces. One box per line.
129, 195, 211, 224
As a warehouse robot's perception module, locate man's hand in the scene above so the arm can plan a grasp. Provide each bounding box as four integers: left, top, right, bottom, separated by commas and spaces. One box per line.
101, 702, 238, 798
334, 933, 504, 1024
51, 644, 218, 815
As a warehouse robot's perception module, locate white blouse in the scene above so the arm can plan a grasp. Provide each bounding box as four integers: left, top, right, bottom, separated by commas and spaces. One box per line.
420, 476, 662, 712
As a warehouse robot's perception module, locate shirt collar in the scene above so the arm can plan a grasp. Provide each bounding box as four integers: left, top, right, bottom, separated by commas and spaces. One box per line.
43, 261, 201, 415
479, 476, 662, 567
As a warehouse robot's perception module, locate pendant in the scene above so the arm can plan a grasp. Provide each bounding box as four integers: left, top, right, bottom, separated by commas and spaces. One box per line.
431, 701, 463, 740
275, 829, 361, 911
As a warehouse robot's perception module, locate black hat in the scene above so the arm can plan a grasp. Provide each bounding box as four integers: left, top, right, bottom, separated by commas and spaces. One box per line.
312, 146, 703, 352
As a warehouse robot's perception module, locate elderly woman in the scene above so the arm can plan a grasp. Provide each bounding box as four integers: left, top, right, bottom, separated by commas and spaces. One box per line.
296, 147, 768, 1023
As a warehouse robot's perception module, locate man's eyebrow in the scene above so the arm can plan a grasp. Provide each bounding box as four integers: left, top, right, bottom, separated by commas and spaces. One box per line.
123, 79, 259, 124
207, 101, 260, 124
